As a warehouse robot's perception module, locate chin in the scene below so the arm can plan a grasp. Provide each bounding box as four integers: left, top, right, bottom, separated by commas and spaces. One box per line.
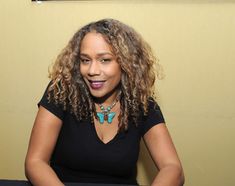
89, 90, 106, 98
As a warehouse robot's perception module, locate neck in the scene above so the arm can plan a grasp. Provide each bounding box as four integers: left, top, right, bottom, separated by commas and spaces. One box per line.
94, 91, 121, 125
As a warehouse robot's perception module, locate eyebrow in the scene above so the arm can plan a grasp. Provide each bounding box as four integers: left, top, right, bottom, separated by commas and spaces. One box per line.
79, 52, 114, 57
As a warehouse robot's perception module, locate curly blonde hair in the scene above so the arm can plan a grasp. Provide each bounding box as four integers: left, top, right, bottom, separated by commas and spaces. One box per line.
48, 18, 162, 131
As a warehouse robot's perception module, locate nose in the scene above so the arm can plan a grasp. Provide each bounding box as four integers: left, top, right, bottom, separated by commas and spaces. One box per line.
88, 60, 101, 76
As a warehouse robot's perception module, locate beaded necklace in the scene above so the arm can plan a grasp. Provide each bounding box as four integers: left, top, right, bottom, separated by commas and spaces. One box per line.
96, 93, 120, 124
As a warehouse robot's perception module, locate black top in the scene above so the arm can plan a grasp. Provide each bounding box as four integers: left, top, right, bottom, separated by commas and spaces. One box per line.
38, 84, 165, 185
0, 179, 136, 186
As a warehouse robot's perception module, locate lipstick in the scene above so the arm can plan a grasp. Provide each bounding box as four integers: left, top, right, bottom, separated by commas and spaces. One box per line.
89, 81, 105, 89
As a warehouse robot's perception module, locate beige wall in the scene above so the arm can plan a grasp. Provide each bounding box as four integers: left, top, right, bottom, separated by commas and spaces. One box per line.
1, 0, 235, 185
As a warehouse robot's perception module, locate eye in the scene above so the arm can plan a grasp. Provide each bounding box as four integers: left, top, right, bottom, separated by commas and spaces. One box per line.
100, 58, 112, 63
80, 58, 90, 64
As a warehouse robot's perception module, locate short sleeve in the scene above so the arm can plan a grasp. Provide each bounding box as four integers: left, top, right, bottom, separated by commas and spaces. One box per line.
139, 99, 165, 136
38, 82, 65, 120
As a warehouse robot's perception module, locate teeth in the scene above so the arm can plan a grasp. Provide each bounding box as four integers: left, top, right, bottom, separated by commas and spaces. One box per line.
92, 81, 102, 83
92, 82, 102, 85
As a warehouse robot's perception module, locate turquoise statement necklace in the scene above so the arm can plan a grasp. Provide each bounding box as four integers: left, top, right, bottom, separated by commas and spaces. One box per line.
96, 94, 120, 124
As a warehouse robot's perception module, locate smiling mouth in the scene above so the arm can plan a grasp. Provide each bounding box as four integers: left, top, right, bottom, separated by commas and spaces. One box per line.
88, 80, 106, 89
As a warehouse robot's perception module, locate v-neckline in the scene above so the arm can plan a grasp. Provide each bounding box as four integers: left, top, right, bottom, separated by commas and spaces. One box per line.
91, 122, 119, 145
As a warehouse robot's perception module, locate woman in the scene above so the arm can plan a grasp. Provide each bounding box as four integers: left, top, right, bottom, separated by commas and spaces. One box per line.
25, 19, 184, 186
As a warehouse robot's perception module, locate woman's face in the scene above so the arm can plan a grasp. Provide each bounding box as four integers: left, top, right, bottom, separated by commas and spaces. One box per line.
79, 32, 121, 103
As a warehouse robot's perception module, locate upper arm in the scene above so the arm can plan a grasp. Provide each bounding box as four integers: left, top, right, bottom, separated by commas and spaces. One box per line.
26, 106, 63, 163
143, 123, 182, 170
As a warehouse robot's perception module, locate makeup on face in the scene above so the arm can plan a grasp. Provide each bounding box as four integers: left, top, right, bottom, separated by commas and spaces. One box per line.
79, 32, 121, 104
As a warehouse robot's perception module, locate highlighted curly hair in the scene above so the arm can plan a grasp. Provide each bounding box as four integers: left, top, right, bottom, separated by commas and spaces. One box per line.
48, 18, 162, 131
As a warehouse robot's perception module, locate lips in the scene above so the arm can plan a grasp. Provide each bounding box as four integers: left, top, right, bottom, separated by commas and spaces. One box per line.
88, 80, 106, 89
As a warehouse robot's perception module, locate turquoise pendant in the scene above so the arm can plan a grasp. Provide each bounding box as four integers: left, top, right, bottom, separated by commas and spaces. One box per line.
97, 112, 116, 124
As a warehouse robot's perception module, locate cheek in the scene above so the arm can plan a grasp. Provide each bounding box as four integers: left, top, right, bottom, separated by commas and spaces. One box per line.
79, 66, 86, 77
117, 71, 122, 81
111, 67, 122, 82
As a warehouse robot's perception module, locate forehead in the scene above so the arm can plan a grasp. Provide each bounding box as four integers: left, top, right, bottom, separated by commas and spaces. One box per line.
80, 32, 112, 52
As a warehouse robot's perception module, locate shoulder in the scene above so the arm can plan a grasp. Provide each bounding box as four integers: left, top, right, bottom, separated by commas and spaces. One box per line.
138, 97, 165, 136
38, 81, 66, 121
147, 97, 161, 111
143, 97, 164, 120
